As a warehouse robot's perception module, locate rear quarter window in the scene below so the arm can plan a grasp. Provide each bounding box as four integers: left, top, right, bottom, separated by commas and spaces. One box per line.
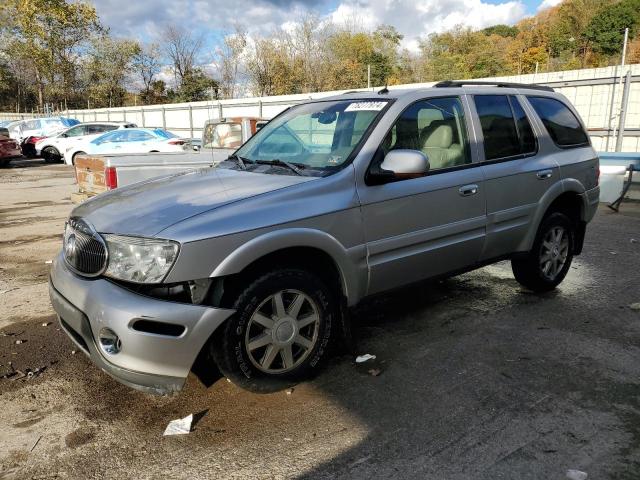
527, 96, 589, 148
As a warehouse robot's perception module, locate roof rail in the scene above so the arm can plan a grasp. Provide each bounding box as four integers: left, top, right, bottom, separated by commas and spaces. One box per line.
433, 80, 554, 92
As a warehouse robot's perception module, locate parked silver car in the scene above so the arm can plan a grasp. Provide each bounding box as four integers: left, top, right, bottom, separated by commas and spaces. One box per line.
49, 82, 600, 394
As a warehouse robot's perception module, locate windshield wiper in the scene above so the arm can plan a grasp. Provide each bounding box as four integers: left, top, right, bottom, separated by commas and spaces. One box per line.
227, 153, 252, 170
256, 159, 306, 176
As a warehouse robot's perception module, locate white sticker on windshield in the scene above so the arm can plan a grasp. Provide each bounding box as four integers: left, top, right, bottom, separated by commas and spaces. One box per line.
345, 101, 387, 112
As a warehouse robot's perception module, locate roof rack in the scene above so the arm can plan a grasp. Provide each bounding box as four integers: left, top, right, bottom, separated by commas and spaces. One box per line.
433, 80, 554, 92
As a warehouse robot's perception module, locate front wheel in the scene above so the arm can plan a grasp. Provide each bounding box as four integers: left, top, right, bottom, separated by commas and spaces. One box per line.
512, 212, 575, 292
212, 268, 335, 393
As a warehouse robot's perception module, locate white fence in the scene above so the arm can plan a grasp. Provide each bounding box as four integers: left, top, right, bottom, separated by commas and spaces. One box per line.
3, 64, 640, 152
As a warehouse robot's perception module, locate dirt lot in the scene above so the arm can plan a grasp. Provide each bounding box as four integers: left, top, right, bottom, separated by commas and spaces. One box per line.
1, 159, 640, 480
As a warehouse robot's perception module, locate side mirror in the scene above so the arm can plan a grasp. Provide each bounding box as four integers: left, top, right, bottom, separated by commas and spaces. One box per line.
380, 149, 430, 179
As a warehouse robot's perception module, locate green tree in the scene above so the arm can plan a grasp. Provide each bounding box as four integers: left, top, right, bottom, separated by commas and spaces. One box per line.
482, 25, 519, 38
86, 37, 140, 108
173, 69, 219, 102
584, 0, 640, 55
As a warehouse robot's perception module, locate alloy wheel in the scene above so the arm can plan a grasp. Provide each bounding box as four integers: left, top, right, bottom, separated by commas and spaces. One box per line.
539, 226, 569, 280
244, 289, 320, 374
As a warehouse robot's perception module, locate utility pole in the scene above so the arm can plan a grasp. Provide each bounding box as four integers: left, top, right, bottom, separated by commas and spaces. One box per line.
615, 70, 632, 152
367, 64, 371, 89
610, 28, 630, 150
604, 28, 629, 152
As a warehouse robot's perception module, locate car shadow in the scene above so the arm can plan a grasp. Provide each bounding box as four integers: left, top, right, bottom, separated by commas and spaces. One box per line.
284, 260, 636, 479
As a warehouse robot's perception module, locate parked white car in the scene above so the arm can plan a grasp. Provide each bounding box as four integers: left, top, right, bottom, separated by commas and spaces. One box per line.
64, 128, 191, 164
36, 122, 136, 163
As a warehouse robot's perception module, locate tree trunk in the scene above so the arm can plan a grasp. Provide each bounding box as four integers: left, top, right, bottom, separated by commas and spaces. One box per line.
34, 67, 44, 110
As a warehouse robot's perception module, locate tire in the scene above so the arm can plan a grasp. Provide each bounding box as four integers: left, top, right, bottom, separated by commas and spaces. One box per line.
512, 212, 575, 292
212, 268, 335, 393
42, 146, 61, 163
72, 151, 86, 166
22, 142, 37, 158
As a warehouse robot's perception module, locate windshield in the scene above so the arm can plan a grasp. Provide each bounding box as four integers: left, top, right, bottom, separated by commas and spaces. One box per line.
232, 99, 388, 173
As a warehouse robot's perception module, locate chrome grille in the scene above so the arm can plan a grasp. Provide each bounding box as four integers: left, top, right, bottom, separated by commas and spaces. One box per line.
63, 217, 108, 276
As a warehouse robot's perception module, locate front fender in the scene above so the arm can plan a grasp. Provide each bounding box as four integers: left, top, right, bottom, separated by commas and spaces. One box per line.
210, 228, 367, 306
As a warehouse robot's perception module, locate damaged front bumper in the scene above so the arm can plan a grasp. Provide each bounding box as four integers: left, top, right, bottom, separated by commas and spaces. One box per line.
48, 252, 234, 395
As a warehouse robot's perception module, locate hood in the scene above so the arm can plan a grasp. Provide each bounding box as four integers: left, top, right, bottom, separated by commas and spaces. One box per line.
72, 167, 316, 237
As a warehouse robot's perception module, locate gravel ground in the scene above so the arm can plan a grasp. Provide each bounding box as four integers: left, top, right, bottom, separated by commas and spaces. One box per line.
1, 159, 639, 480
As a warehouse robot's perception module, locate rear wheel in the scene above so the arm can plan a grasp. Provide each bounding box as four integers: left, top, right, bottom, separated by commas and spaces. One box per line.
212, 268, 335, 393
42, 146, 61, 163
512, 212, 575, 292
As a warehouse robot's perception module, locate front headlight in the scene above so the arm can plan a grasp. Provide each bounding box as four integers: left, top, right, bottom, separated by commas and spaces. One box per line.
103, 234, 179, 284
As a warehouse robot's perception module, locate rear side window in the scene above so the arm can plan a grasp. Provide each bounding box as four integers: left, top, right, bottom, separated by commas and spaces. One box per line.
126, 131, 155, 142
510, 96, 536, 154
88, 124, 118, 134
203, 123, 242, 148
527, 96, 589, 147
474, 95, 536, 161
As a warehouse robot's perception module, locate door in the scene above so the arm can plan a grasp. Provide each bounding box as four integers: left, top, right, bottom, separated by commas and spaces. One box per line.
471, 94, 559, 260
357, 95, 487, 296
118, 130, 156, 153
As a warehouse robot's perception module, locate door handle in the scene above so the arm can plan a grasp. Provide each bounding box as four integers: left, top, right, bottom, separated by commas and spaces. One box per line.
537, 169, 553, 179
458, 184, 479, 196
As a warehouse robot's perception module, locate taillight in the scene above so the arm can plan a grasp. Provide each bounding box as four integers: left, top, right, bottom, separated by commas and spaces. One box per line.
168, 140, 185, 145
105, 166, 117, 189
28, 136, 45, 144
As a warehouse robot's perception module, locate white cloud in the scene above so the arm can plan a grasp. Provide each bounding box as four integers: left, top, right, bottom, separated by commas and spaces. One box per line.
538, 0, 562, 11
332, 0, 527, 51
92, 0, 529, 61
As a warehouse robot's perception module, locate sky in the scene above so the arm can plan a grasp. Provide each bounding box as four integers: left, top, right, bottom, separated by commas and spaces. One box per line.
91, 0, 563, 63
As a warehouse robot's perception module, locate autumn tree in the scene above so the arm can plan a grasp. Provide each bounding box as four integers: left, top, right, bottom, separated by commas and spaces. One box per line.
85, 37, 140, 108
162, 26, 204, 89
1, 0, 101, 110
217, 26, 247, 99
133, 43, 162, 102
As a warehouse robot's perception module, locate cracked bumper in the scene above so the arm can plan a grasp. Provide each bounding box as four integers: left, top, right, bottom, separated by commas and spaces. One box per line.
49, 252, 234, 395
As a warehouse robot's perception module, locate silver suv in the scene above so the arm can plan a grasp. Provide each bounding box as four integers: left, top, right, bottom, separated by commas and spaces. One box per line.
49, 82, 600, 394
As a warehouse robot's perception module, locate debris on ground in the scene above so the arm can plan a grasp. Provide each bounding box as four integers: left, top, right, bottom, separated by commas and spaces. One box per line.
163, 414, 194, 436
286, 388, 294, 395
71, 350, 77, 355
630, 303, 640, 311
368, 368, 382, 377
0, 288, 18, 295
10, 370, 26, 381
42, 322, 52, 327
609, 251, 617, 255
355, 354, 376, 363
26, 367, 47, 379
15, 339, 25, 345
631, 238, 637, 243
45, 260, 52, 264
566, 469, 588, 480
30, 435, 42, 452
